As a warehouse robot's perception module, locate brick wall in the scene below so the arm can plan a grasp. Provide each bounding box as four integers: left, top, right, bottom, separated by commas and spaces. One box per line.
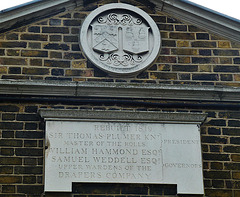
1, 102, 240, 196
0, 0, 240, 196
0, 0, 239, 84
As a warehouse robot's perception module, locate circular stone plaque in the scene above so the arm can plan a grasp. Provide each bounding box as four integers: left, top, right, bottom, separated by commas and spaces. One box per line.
80, 3, 161, 77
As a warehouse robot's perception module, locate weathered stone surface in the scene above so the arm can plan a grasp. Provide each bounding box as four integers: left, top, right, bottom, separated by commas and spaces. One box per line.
80, 3, 161, 76
41, 109, 205, 195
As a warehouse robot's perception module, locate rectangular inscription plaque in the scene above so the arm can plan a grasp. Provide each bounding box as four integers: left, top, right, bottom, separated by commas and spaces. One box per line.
44, 120, 204, 194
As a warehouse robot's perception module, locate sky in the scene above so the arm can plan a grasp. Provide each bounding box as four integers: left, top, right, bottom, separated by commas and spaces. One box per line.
188, 0, 240, 20
0, 0, 239, 21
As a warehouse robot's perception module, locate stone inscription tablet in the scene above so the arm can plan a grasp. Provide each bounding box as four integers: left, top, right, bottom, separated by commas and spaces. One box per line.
44, 120, 204, 195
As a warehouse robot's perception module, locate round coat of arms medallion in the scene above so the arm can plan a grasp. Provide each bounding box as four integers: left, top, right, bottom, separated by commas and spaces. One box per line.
80, 3, 161, 77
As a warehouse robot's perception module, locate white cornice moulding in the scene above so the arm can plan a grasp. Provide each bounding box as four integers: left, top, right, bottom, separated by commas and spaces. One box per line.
39, 109, 207, 124
1, 80, 240, 102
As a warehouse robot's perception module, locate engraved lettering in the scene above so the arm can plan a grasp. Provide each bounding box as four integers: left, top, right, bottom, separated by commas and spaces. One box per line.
162, 140, 200, 145
91, 148, 138, 155
49, 148, 88, 154
93, 157, 137, 164
105, 172, 150, 180
163, 163, 202, 168
45, 120, 202, 194
49, 132, 63, 138
51, 156, 89, 163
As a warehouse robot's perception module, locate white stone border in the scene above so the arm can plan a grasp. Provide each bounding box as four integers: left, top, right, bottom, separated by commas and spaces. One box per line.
40, 109, 206, 194
80, 3, 161, 76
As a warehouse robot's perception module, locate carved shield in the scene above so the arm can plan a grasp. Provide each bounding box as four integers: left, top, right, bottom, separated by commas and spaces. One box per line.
92, 24, 118, 53
123, 26, 149, 54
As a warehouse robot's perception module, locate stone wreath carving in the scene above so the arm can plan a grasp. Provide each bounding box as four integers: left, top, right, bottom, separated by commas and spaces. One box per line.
97, 13, 142, 25
80, 3, 161, 77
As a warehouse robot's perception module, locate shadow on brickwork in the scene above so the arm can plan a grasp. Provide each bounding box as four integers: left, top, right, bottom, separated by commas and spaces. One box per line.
45, 183, 204, 197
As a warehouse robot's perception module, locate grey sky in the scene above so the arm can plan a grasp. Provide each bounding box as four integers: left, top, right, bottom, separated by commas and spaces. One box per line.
0, 0, 239, 20
188, 0, 240, 20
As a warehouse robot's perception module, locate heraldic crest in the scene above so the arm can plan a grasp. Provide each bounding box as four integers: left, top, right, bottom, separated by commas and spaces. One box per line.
80, 3, 161, 76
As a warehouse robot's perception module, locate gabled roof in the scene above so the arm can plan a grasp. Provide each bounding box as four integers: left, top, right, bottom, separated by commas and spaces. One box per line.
0, 0, 82, 33
151, 0, 240, 43
0, 0, 239, 43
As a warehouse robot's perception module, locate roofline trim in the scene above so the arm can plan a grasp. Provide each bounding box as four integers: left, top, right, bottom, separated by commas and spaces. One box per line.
0, 0, 81, 33
0, 0, 239, 42
152, 0, 240, 43
0, 0, 42, 13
